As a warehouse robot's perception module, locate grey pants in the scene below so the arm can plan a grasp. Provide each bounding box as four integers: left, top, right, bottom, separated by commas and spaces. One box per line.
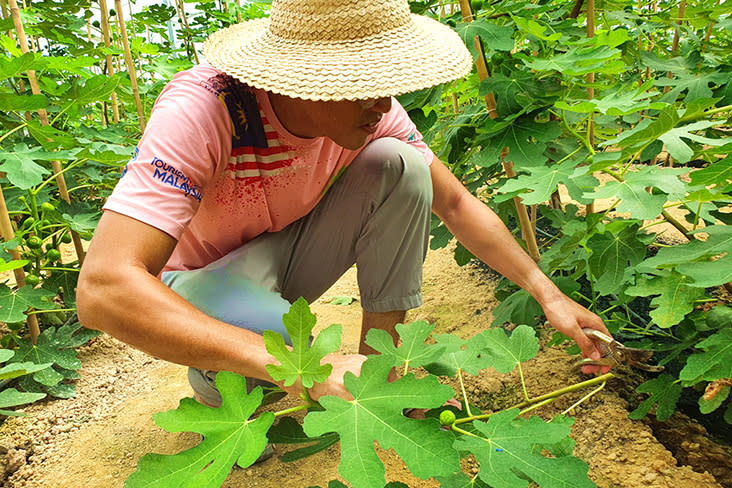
161, 137, 433, 406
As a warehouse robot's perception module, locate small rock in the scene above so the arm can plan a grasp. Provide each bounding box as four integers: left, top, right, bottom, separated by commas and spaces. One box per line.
642, 472, 657, 483
5, 448, 27, 474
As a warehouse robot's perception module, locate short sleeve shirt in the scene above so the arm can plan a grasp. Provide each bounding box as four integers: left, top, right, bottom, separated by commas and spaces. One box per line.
103, 64, 434, 272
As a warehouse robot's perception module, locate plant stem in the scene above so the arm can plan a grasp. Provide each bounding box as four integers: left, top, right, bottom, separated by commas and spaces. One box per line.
517, 362, 530, 402
519, 397, 555, 416
457, 369, 473, 417
26, 308, 76, 315
454, 373, 616, 426
41, 267, 80, 273
561, 380, 606, 415
660, 209, 693, 240
31, 159, 87, 196
0, 121, 29, 145
451, 423, 482, 439
273, 404, 310, 417
509, 372, 615, 411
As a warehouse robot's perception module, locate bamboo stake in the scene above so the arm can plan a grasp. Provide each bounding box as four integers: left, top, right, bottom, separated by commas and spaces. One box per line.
0, 185, 41, 342
114, 0, 146, 131
175, 0, 199, 63
0, 187, 41, 344
5, 0, 57, 343
99, 0, 120, 124
671, 0, 686, 55
701, 0, 720, 53
8, 0, 86, 267
0, 0, 31, 122
457, 0, 541, 262
585, 0, 596, 214
235, 0, 241, 22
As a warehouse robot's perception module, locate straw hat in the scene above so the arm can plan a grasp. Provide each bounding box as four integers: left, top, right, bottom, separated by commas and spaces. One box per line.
202, 0, 473, 101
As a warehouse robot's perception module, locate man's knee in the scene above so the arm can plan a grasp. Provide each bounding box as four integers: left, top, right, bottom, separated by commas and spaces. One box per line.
352, 137, 433, 205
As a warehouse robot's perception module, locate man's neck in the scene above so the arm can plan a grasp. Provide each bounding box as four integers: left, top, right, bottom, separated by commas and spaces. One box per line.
267, 92, 318, 140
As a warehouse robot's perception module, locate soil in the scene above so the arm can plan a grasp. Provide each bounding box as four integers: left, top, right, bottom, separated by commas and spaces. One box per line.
1, 245, 731, 488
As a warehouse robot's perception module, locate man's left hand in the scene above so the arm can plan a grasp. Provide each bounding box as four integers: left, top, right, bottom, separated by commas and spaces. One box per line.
541, 294, 612, 374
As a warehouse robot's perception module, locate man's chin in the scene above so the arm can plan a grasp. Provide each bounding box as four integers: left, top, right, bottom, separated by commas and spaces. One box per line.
330, 135, 370, 151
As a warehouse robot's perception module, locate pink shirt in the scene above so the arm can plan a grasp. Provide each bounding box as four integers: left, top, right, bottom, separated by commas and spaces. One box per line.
104, 64, 434, 272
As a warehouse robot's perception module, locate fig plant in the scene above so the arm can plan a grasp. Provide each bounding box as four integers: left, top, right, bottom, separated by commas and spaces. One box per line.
125, 298, 612, 488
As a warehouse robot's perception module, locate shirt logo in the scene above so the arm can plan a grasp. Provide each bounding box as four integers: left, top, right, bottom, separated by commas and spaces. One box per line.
150, 156, 202, 202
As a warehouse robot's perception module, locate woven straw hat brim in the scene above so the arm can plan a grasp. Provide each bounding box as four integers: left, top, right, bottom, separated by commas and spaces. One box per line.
203, 16, 473, 101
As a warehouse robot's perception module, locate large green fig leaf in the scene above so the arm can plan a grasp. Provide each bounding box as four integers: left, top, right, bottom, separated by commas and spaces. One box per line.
679, 328, 732, 385
0, 93, 47, 111
586, 222, 648, 295
0, 52, 45, 78
11, 322, 98, 397
0, 350, 52, 381
582, 165, 687, 220
477, 117, 561, 170
480, 325, 539, 374
455, 409, 593, 488
125, 372, 274, 488
456, 19, 514, 54
555, 81, 664, 116
496, 160, 578, 205
365, 320, 445, 370
264, 297, 341, 389
637, 225, 732, 287
303, 356, 459, 488
523, 44, 624, 76
625, 271, 704, 328
0, 284, 57, 323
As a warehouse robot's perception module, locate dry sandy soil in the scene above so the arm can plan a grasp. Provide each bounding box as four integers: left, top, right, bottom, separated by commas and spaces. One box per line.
1, 245, 731, 488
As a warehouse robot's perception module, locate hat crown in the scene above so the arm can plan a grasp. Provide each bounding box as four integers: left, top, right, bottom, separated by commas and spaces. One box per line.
269, 0, 411, 41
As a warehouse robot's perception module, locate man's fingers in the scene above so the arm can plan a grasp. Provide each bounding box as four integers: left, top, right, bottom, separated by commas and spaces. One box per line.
575, 330, 601, 361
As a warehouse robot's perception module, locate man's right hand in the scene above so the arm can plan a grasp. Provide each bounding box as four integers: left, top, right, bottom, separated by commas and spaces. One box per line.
306, 352, 368, 401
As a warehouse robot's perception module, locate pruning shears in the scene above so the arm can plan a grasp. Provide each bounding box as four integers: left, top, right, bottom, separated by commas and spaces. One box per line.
576, 328, 664, 373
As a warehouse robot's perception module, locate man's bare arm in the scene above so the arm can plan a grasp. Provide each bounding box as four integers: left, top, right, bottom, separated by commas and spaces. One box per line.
77, 210, 364, 400
429, 157, 609, 365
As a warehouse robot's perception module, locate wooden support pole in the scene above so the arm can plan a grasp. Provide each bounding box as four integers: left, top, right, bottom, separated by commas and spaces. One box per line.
99, 0, 120, 124
585, 0, 596, 214
0, 185, 40, 342
115, 0, 147, 131
8, 0, 87, 273
457, 0, 541, 262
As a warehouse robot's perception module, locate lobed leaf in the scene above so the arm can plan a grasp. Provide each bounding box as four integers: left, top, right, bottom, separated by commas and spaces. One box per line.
303, 356, 459, 488
625, 271, 704, 328
365, 320, 444, 370
638, 225, 732, 288
586, 222, 647, 296
455, 409, 593, 488
629, 374, 682, 421
425, 332, 492, 377
126, 372, 274, 488
480, 325, 539, 374
264, 297, 341, 388
679, 328, 732, 385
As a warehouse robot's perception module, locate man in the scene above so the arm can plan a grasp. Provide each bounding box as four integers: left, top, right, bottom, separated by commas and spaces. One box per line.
77, 0, 609, 409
